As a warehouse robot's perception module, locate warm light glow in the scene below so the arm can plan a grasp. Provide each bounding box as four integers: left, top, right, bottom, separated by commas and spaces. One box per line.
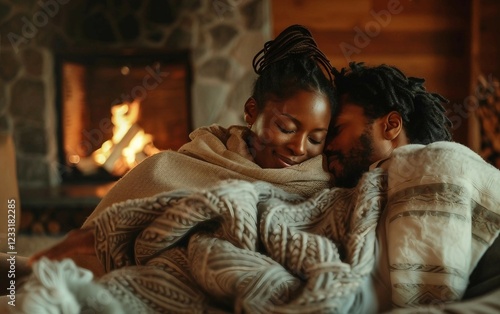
68, 154, 80, 164
121, 66, 130, 75
111, 102, 140, 143
102, 140, 113, 152
93, 140, 113, 165
94, 151, 107, 165
89, 100, 159, 176
123, 130, 152, 166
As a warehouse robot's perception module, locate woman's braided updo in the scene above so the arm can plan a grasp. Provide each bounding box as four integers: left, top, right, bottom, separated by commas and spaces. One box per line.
250, 24, 336, 110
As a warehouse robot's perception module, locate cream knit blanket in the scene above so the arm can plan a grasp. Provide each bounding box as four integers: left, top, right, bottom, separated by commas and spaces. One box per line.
93, 169, 386, 313
16, 143, 500, 313
16, 170, 386, 314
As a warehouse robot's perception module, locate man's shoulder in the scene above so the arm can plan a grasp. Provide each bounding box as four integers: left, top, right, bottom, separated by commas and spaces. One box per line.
387, 141, 500, 180
394, 141, 481, 161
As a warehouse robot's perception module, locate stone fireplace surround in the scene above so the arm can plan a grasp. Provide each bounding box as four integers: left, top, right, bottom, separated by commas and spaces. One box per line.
0, 0, 271, 188
0, 0, 270, 237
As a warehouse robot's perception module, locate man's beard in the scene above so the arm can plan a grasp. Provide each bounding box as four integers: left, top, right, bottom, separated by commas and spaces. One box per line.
333, 131, 374, 188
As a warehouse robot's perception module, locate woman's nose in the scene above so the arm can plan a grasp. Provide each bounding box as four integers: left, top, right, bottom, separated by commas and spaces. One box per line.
287, 134, 306, 156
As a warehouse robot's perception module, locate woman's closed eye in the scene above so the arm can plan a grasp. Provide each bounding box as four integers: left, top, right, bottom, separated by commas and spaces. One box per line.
275, 120, 326, 145
276, 122, 296, 134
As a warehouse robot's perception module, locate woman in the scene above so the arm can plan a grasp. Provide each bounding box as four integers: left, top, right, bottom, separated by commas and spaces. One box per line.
77, 24, 336, 227
28, 24, 336, 271
2, 24, 336, 313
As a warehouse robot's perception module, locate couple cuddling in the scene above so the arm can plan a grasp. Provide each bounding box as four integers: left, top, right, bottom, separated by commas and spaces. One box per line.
13, 24, 500, 313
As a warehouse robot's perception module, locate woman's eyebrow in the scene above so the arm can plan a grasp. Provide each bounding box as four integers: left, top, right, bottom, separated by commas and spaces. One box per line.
280, 113, 328, 132
279, 113, 298, 121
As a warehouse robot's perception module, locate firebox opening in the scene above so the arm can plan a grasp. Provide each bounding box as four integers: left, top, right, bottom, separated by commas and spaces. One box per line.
55, 49, 193, 183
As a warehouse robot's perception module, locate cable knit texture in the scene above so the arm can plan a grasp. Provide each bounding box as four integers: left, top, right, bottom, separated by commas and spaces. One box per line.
14, 258, 123, 314
17, 142, 500, 313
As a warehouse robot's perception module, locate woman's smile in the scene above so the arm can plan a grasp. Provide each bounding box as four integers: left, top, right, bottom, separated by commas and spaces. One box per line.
275, 152, 299, 167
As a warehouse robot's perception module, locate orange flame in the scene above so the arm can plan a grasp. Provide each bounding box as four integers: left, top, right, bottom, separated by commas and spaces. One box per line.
92, 100, 159, 175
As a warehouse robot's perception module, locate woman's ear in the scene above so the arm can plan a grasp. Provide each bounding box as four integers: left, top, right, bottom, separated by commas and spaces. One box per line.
383, 111, 403, 140
244, 98, 258, 125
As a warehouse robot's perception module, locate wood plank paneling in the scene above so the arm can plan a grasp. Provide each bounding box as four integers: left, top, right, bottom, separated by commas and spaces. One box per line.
272, 0, 371, 31
270, 0, 474, 145
372, 0, 468, 16
310, 29, 467, 59
326, 55, 467, 99
479, 0, 500, 78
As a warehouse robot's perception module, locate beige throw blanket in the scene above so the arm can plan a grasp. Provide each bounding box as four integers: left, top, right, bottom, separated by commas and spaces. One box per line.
16, 170, 386, 314
375, 141, 500, 309
16, 142, 500, 313
82, 124, 331, 227
92, 170, 386, 313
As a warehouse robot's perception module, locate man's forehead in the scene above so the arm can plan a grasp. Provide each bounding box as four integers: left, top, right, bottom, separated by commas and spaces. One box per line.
335, 102, 365, 121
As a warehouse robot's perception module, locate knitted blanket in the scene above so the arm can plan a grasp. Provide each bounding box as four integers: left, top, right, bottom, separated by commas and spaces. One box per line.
90, 167, 385, 313
376, 141, 500, 309
17, 170, 386, 314
15, 142, 500, 313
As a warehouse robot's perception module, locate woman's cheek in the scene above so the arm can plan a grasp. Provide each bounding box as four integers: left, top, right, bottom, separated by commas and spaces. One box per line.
259, 128, 278, 145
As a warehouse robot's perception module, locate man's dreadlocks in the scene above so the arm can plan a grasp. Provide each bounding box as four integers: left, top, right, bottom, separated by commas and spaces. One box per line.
332, 62, 452, 144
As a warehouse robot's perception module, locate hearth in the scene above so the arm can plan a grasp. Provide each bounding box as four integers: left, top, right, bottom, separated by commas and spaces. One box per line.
55, 49, 193, 183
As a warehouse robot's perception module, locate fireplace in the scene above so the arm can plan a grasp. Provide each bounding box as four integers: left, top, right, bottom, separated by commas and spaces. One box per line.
55, 49, 193, 183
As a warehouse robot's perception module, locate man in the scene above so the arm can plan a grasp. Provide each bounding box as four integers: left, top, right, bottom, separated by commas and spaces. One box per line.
325, 62, 500, 313
325, 62, 452, 188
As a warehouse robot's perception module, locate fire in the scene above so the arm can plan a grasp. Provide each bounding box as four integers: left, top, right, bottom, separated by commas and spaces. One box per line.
77, 100, 159, 176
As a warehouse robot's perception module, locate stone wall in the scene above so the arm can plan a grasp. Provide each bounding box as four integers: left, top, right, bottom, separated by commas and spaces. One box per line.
0, 0, 270, 187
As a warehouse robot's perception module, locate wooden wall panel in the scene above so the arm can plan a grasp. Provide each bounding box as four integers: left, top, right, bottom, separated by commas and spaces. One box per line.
310, 29, 466, 57
371, 0, 468, 16
479, 0, 500, 78
272, 0, 371, 31
271, 0, 473, 145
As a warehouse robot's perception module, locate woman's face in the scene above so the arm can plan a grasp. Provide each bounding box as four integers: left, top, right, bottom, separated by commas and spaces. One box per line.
245, 90, 331, 168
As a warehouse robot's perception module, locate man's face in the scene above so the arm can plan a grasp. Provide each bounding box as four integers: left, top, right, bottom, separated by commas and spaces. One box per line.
324, 103, 390, 188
